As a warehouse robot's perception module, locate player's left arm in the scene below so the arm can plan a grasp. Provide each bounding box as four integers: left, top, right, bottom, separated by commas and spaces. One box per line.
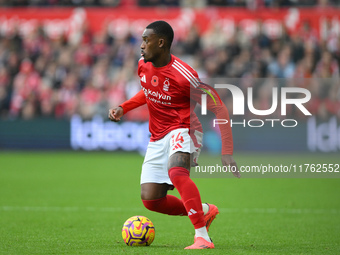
191, 82, 240, 178
205, 86, 240, 178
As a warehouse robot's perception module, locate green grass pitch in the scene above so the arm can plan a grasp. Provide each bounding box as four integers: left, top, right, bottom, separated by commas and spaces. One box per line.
1, 151, 340, 254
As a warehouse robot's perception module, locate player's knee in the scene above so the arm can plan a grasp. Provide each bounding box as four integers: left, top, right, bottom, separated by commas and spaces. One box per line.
140, 188, 164, 201
140, 190, 154, 201
140, 183, 168, 201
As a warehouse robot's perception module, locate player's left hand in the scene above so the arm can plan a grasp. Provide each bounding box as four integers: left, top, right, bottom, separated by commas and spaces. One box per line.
221, 154, 240, 178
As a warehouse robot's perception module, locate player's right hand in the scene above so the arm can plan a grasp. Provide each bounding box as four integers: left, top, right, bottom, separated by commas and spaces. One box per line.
108, 107, 124, 122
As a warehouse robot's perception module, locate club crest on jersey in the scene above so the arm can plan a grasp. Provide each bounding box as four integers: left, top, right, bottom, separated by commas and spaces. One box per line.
163, 78, 170, 91
151, 76, 159, 87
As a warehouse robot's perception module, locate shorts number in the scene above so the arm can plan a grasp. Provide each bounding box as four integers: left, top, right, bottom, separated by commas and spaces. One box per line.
171, 132, 184, 150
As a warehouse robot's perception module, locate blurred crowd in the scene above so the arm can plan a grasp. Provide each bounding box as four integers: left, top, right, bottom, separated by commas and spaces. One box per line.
0, 14, 339, 121
190, 20, 340, 121
2, 0, 340, 7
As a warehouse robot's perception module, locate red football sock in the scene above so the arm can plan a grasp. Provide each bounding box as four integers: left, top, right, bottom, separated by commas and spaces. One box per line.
142, 195, 187, 216
169, 166, 206, 229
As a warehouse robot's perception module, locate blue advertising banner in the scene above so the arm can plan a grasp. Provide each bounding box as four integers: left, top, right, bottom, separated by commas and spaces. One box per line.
1, 115, 339, 153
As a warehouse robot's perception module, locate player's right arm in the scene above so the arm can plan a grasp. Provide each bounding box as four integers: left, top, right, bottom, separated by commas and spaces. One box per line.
108, 89, 146, 122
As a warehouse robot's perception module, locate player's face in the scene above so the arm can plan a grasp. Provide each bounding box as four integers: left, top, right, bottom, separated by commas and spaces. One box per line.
140, 29, 161, 63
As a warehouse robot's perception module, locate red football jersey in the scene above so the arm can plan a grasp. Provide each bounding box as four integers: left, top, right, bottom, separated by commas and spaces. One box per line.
120, 54, 233, 155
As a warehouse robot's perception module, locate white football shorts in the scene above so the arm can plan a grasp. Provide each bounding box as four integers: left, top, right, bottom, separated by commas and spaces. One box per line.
140, 128, 203, 185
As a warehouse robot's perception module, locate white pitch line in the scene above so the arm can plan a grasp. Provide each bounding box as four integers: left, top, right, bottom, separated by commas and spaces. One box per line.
0, 206, 338, 214
218, 208, 340, 214
0, 206, 141, 213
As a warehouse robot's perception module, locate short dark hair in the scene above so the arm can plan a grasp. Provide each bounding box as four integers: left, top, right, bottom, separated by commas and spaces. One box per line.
146, 20, 174, 49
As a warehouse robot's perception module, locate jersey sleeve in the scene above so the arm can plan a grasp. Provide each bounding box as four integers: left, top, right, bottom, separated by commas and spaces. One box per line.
191, 80, 234, 155
119, 58, 147, 114
119, 90, 146, 114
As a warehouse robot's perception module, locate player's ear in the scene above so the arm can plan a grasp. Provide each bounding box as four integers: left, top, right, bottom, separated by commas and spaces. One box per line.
158, 38, 165, 48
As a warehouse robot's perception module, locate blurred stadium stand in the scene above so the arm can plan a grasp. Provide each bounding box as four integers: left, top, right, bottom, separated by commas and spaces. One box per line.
0, 4, 339, 123
1, 0, 340, 7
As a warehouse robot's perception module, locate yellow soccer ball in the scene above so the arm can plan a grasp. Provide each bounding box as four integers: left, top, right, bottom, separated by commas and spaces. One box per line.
122, 215, 155, 246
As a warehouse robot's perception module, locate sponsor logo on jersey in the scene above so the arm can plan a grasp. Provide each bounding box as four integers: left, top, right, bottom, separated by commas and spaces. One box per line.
151, 75, 159, 87
141, 86, 171, 101
163, 78, 170, 91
